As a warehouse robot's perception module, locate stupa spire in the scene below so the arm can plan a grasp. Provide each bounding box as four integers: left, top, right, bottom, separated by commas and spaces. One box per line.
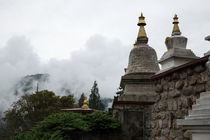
137, 12, 148, 44
81, 97, 88, 109
172, 14, 181, 36
133, 40, 137, 48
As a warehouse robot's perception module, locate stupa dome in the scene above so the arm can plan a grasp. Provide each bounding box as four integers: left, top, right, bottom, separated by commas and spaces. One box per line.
125, 13, 159, 75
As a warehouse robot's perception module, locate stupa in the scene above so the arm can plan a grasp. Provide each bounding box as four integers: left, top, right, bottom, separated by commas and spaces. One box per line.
118, 13, 159, 102
61, 97, 94, 114
158, 14, 198, 72
112, 13, 159, 140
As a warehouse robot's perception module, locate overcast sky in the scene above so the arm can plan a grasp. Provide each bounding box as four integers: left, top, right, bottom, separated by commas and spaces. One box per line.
0, 0, 209, 111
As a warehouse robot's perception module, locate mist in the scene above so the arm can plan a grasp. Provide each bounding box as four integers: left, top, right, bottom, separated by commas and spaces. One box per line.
0, 35, 129, 112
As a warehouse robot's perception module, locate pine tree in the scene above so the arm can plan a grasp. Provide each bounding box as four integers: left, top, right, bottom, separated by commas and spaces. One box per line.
78, 93, 85, 107
88, 81, 105, 111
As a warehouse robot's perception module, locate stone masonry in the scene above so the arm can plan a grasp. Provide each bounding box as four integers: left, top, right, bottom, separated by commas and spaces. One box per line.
113, 103, 152, 140
177, 91, 210, 140
149, 56, 210, 140
112, 14, 210, 140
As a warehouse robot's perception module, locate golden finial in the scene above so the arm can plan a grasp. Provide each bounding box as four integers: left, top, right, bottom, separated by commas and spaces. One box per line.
165, 37, 172, 50
138, 12, 146, 26
133, 40, 137, 48
137, 12, 148, 44
172, 14, 181, 36
81, 97, 88, 109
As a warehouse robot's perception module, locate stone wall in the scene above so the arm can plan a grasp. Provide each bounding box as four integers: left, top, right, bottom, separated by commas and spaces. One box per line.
149, 60, 210, 140
113, 103, 152, 140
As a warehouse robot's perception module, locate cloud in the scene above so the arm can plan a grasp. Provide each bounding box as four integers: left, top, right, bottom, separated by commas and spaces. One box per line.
0, 35, 129, 112
0, 0, 209, 61
0, 36, 41, 112
45, 34, 129, 97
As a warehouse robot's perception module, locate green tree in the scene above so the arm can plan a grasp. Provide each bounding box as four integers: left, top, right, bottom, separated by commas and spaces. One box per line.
60, 95, 75, 108
2, 90, 75, 139
78, 93, 85, 107
15, 112, 121, 140
88, 81, 105, 111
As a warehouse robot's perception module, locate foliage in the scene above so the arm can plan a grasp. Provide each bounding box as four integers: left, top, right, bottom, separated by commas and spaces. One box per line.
78, 93, 85, 107
88, 81, 105, 111
84, 112, 120, 133
60, 95, 75, 109
14, 112, 121, 140
2, 90, 75, 139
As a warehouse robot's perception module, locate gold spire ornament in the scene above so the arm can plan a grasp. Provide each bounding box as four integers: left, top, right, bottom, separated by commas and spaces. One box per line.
137, 12, 148, 44
172, 14, 181, 36
81, 97, 89, 109
133, 40, 137, 48
165, 14, 182, 50
165, 37, 172, 50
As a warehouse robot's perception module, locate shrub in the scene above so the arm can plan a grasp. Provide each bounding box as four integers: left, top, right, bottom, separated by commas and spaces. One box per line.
15, 112, 121, 140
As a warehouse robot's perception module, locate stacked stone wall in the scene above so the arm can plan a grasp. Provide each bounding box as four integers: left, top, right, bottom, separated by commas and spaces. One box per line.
113, 104, 152, 140
149, 63, 210, 140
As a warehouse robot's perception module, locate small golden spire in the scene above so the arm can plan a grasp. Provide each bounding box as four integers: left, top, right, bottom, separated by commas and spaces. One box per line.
172, 14, 181, 35
81, 97, 88, 109
133, 40, 137, 48
137, 12, 148, 44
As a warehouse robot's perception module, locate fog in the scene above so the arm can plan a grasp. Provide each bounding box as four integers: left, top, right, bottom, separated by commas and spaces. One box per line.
0, 35, 129, 112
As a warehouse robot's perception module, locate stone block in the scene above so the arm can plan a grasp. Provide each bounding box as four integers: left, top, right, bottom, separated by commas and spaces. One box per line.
182, 86, 194, 96
162, 128, 169, 136
175, 110, 184, 119
169, 90, 181, 98
172, 73, 179, 80
152, 113, 157, 120
175, 81, 184, 89
160, 136, 167, 140
168, 84, 175, 91
184, 79, 189, 87
177, 99, 182, 109
200, 70, 209, 83
151, 121, 158, 128
168, 100, 177, 111
159, 112, 166, 120
195, 84, 205, 94
189, 108, 210, 116
163, 84, 169, 91
162, 119, 168, 128
194, 65, 205, 73
161, 92, 168, 100
188, 75, 197, 85
159, 120, 163, 129
156, 84, 163, 93
197, 74, 205, 84
158, 101, 167, 111
205, 81, 210, 91
192, 103, 210, 111
169, 129, 176, 139
180, 71, 187, 79
183, 130, 191, 139
199, 91, 210, 99
187, 68, 193, 76
181, 96, 191, 108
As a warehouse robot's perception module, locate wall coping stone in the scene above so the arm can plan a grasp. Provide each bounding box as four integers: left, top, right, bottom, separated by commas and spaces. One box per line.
151, 55, 209, 80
